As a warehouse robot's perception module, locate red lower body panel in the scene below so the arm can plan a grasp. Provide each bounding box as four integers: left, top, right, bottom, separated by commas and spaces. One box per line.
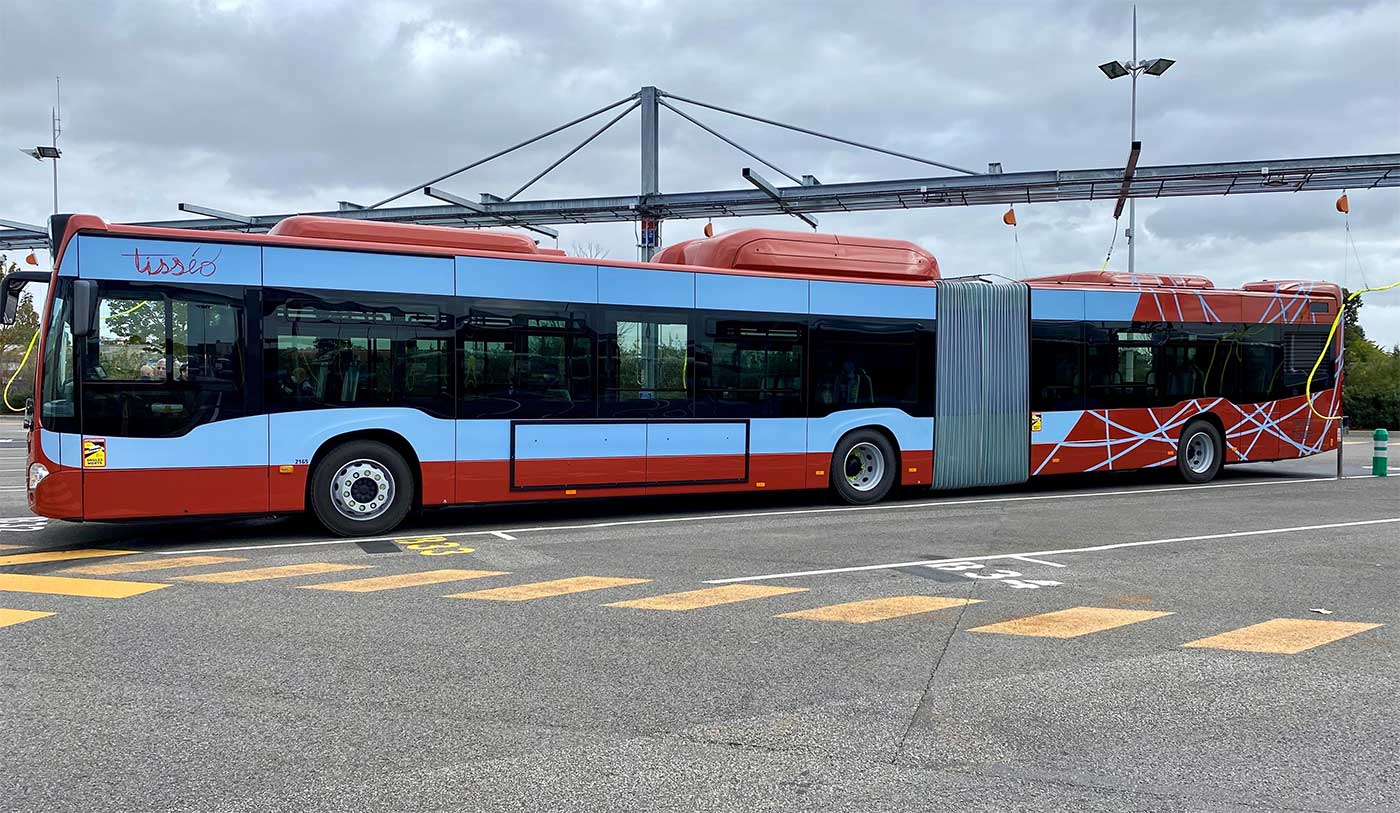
82, 466, 268, 520
458, 452, 811, 503
1030, 394, 1341, 477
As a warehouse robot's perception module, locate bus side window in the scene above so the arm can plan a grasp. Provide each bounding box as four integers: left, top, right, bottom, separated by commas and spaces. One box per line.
81, 285, 246, 438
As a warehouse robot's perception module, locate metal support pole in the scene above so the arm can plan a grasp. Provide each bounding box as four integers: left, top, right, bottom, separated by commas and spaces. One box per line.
640, 85, 661, 260
1338, 311, 1345, 479
1128, 6, 1137, 275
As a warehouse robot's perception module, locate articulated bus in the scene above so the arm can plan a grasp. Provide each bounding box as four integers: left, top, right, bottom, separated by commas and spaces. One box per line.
3, 214, 1341, 536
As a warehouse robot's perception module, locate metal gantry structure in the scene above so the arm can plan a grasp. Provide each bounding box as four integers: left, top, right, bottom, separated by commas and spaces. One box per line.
3, 85, 1398, 255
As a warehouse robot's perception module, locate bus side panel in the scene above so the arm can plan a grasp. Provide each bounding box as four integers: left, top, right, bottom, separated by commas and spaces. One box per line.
81, 416, 270, 520
805, 409, 934, 487
84, 467, 269, 519
269, 408, 456, 511
1220, 400, 1279, 463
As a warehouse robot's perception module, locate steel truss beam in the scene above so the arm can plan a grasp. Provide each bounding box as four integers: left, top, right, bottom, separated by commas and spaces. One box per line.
3, 153, 1396, 250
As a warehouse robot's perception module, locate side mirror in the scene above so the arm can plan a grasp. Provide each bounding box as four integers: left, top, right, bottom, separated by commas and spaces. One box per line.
1, 270, 48, 326
72, 278, 97, 338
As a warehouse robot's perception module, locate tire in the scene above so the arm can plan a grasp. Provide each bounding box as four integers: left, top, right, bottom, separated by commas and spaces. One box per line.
1176, 419, 1223, 484
831, 429, 898, 505
309, 440, 415, 537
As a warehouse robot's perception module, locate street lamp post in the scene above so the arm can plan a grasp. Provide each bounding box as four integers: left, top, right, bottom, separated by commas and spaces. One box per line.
18, 77, 62, 214
1098, 7, 1173, 275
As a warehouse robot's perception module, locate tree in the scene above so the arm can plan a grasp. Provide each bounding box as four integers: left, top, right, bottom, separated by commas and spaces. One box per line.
571, 241, 610, 259
0, 255, 42, 410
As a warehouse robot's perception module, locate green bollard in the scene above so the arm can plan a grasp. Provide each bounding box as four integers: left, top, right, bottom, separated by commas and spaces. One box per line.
1375, 428, 1390, 477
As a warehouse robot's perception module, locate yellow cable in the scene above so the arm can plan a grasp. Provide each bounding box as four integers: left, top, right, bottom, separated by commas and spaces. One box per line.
3, 329, 40, 412
1306, 279, 1400, 420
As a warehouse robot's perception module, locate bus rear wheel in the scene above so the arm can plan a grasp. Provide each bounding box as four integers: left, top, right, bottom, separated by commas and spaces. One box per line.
1176, 419, 1223, 484
831, 429, 897, 505
309, 440, 415, 537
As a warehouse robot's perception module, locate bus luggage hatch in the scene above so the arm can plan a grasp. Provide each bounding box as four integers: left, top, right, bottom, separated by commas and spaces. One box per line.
933, 279, 1030, 489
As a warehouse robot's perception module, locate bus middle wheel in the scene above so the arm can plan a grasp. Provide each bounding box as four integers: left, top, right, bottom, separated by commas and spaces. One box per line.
309, 439, 415, 537
831, 429, 897, 505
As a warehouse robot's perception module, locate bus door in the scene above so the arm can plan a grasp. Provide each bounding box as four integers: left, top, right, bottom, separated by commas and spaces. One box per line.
78, 279, 268, 520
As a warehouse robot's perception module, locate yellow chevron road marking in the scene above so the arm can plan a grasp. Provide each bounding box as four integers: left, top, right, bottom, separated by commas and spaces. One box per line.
777, 595, 981, 624
607, 584, 806, 611
0, 608, 56, 628
63, 555, 247, 576
449, 576, 650, 602
174, 562, 369, 584
0, 548, 136, 567
969, 606, 1173, 639
0, 573, 169, 599
1183, 618, 1384, 655
302, 569, 508, 593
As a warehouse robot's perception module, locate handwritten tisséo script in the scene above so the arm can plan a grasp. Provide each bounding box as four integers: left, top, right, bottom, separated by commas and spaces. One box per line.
122, 247, 221, 278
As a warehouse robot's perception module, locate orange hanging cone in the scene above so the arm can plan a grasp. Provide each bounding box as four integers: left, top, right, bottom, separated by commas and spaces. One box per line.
24, 252, 38, 266
1002, 207, 1017, 226
1335, 193, 1350, 214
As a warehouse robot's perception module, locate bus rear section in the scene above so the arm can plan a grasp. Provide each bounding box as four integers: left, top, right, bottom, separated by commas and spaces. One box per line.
8, 215, 1341, 537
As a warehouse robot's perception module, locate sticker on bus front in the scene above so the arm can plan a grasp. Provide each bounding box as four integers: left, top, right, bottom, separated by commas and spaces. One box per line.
82, 438, 107, 468
1031, 412, 1043, 432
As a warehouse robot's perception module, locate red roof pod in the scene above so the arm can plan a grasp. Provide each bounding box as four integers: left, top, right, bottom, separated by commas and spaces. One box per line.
267, 216, 543, 255
1242, 280, 1343, 301
1027, 270, 1214, 289
664, 229, 939, 282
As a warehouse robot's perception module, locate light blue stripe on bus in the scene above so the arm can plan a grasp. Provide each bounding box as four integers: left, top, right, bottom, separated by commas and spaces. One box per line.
646, 423, 745, 457
78, 236, 261, 286
60, 432, 81, 467
807, 408, 933, 454
264, 247, 453, 296
1030, 289, 1084, 321
457, 257, 598, 303
750, 419, 806, 455
1033, 410, 1084, 445
514, 423, 646, 460
57, 243, 78, 277
39, 429, 60, 465
810, 281, 935, 320
1083, 290, 1140, 321
696, 273, 807, 315
599, 266, 694, 309
93, 416, 269, 470
457, 420, 511, 461
269, 408, 455, 465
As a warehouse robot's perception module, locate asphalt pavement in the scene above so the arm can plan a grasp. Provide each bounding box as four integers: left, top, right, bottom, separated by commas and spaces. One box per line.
1, 418, 1397, 812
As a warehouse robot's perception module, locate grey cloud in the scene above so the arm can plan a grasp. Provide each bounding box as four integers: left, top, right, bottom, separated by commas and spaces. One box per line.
1, 0, 1397, 343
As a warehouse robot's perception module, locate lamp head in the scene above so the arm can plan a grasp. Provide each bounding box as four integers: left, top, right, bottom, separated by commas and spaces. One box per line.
1098, 60, 1131, 79
1141, 58, 1176, 76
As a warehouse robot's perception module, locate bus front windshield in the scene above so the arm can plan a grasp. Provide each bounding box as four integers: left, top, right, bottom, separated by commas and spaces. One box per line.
39, 281, 76, 433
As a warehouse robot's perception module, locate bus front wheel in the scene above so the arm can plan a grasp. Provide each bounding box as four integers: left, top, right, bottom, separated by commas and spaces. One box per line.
831, 429, 897, 505
1176, 419, 1223, 484
309, 440, 415, 537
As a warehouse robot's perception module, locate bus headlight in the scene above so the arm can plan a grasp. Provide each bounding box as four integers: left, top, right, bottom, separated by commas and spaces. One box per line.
28, 462, 49, 490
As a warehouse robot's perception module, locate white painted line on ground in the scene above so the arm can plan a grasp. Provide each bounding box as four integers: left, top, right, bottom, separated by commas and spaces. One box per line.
1010, 555, 1066, 568
155, 473, 1388, 556
490, 531, 517, 540
702, 516, 1400, 584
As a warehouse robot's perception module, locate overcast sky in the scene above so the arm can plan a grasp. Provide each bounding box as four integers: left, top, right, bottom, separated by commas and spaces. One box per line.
3, 0, 1398, 343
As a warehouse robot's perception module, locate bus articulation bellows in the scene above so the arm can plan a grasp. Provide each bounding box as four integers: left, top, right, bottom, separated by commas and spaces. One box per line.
4, 214, 1341, 536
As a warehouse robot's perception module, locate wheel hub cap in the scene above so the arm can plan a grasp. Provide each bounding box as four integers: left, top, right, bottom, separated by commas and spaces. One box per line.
844, 442, 885, 492
331, 459, 395, 521
1186, 433, 1215, 474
